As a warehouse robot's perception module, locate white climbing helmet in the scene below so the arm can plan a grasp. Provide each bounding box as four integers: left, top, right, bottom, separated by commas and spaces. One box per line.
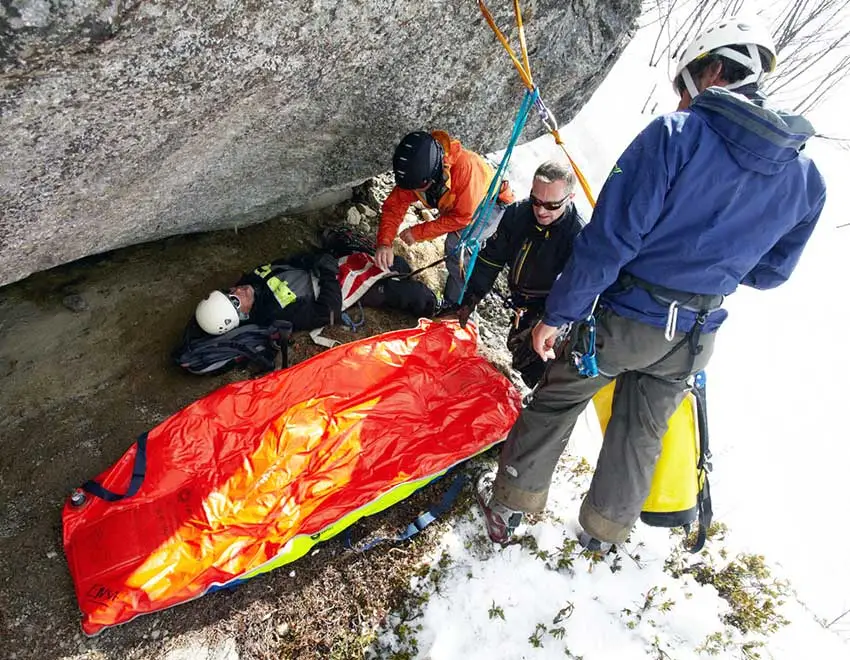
195, 290, 240, 335
674, 17, 777, 99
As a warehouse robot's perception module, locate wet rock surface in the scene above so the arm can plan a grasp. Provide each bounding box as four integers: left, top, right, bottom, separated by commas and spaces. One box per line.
0, 176, 530, 658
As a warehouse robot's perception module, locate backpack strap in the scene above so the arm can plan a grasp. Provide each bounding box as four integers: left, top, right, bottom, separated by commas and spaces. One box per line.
82, 433, 148, 502
686, 371, 713, 553
176, 321, 292, 375
204, 339, 277, 371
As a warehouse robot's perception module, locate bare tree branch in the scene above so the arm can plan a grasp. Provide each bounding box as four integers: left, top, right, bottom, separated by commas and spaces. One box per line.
644, 0, 850, 113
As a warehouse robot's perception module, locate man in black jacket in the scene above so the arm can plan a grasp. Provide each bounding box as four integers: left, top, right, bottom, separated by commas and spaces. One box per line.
459, 161, 585, 387
195, 252, 343, 335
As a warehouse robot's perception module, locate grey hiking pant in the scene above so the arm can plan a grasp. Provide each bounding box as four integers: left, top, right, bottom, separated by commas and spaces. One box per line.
443, 206, 505, 305
492, 308, 716, 544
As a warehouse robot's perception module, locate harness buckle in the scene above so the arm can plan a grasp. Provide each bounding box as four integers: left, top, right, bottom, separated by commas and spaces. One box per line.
512, 307, 527, 330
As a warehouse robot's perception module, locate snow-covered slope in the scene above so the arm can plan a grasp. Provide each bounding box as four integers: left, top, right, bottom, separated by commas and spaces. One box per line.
370, 17, 850, 660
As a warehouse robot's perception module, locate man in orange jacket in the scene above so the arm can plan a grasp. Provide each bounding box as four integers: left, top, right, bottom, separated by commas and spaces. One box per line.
374, 130, 514, 307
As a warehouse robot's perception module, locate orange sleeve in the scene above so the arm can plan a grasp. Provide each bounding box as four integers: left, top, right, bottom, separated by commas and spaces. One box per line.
409, 153, 492, 243
377, 187, 417, 246
498, 179, 516, 205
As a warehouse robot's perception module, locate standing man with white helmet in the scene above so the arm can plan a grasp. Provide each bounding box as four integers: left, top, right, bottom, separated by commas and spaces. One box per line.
477, 18, 827, 549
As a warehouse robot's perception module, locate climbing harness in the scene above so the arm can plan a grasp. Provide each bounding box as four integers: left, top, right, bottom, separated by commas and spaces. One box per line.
617, 272, 724, 372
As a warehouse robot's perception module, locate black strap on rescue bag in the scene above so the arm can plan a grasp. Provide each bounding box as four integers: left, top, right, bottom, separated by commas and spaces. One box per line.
343, 472, 468, 552
81, 433, 148, 502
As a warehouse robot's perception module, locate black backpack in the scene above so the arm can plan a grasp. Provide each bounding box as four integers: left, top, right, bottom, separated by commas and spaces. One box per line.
172, 319, 292, 375
319, 226, 376, 258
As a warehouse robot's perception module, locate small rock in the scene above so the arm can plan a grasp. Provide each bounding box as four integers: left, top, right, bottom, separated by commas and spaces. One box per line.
62, 294, 88, 313
288, 570, 296, 577
346, 207, 361, 225
46, 551, 58, 559
151, 629, 161, 640
276, 622, 290, 636
357, 203, 377, 218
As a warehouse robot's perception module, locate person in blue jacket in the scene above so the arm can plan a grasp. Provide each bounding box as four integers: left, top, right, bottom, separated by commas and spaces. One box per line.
477, 17, 828, 549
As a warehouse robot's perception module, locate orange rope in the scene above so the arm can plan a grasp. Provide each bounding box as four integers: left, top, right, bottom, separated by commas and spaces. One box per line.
478, 0, 597, 208
513, 0, 534, 89
478, 1, 533, 90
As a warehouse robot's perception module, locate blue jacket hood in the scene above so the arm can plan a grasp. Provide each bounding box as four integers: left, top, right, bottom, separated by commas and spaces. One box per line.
690, 87, 816, 175
542, 88, 826, 334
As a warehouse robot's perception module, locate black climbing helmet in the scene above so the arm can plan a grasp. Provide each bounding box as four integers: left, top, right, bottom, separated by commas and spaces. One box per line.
392, 131, 443, 190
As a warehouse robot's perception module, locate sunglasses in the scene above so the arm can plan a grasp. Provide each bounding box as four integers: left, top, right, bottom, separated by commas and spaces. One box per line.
530, 194, 570, 211
227, 294, 241, 311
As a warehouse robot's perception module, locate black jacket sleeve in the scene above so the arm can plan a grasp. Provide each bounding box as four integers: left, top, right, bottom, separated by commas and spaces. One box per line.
466, 203, 518, 303
286, 262, 343, 331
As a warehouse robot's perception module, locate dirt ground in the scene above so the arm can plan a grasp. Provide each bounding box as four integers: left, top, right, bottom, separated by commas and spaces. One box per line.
0, 201, 513, 660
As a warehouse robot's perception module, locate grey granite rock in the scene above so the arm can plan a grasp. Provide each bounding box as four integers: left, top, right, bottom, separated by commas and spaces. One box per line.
0, 0, 638, 286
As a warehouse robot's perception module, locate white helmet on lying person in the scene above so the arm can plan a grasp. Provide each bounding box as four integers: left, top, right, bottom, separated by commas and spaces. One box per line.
195, 290, 240, 335
674, 17, 777, 100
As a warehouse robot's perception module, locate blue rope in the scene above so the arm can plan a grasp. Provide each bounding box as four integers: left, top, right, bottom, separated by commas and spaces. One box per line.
453, 88, 540, 304
341, 301, 365, 331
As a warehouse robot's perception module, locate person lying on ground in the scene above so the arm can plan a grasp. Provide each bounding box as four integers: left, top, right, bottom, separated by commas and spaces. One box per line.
194, 250, 436, 337
195, 252, 343, 336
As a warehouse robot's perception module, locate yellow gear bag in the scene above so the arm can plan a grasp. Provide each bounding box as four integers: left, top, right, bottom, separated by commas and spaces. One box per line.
592, 374, 712, 552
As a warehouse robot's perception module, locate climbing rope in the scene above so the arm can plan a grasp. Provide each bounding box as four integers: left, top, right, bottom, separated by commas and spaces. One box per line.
477, 0, 597, 209
454, 88, 538, 302
450, 1, 598, 304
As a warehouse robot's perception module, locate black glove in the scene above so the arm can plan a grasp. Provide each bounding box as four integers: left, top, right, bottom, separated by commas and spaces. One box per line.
457, 303, 475, 329
508, 326, 539, 372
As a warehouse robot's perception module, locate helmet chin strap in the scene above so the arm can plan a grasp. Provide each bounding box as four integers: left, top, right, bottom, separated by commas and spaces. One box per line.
681, 68, 701, 100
